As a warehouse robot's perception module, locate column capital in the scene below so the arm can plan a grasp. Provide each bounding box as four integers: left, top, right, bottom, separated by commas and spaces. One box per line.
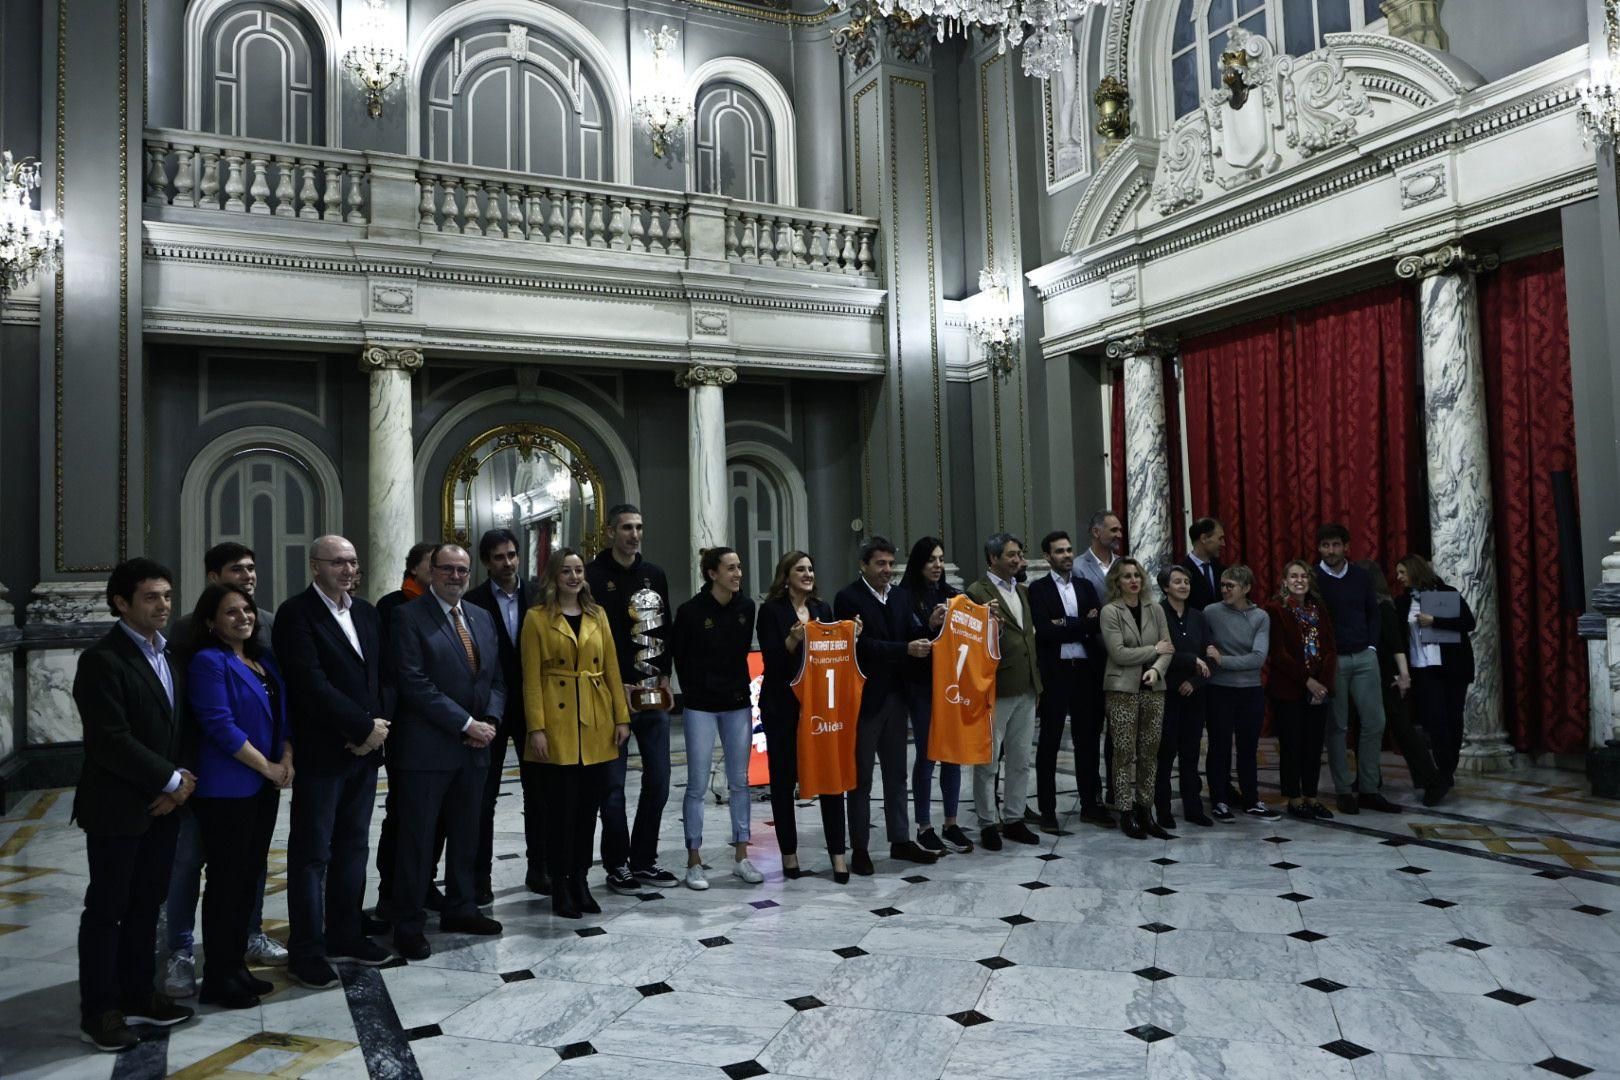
1395, 242, 1499, 280
1103, 331, 1177, 361
359, 344, 424, 373
675, 362, 738, 389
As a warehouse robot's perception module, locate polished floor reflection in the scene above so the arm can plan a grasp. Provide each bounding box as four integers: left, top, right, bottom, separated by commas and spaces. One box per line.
2, 742, 1617, 1079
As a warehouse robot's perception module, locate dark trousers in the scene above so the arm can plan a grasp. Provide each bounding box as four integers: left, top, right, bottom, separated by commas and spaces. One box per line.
288, 758, 379, 962
1206, 685, 1264, 809
390, 763, 483, 939
541, 761, 610, 880
1412, 668, 1468, 784
1154, 689, 1206, 817
478, 718, 546, 884
1273, 695, 1328, 798
375, 776, 445, 909
79, 813, 180, 1019
192, 784, 280, 988
847, 690, 910, 850
1037, 659, 1106, 816
762, 708, 848, 857
599, 708, 671, 872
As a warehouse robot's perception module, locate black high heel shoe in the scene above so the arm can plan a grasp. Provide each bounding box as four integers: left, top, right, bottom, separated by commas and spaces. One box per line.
783, 859, 803, 880
572, 873, 601, 915
831, 854, 850, 884
551, 874, 581, 919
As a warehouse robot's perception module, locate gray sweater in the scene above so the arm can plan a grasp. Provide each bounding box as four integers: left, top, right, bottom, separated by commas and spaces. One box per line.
1203, 603, 1270, 688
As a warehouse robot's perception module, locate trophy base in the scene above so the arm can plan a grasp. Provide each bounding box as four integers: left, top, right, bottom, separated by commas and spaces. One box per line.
630, 686, 674, 713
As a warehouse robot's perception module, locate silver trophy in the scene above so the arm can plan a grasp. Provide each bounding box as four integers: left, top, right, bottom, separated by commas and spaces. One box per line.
628, 587, 673, 712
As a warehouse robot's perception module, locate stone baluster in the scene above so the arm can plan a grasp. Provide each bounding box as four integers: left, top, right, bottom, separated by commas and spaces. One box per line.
1396, 242, 1511, 771
645, 204, 666, 254
567, 193, 587, 245
608, 197, 627, 250
526, 188, 545, 241
627, 200, 647, 252
418, 174, 438, 228
1104, 333, 1176, 578
484, 181, 506, 237
198, 149, 221, 209
676, 362, 739, 594
273, 156, 296, 217
810, 224, 829, 271
438, 176, 461, 233
507, 185, 525, 238
297, 161, 320, 219
840, 227, 858, 275
739, 214, 757, 262
346, 169, 365, 224
173, 148, 197, 208
461, 179, 484, 236
545, 188, 566, 243
724, 213, 739, 260
789, 220, 807, 268
144, 142, 169, 205
587, 194, 607, 247
856, 230, 874, 275
248, 156, 272, 214
321, 163, 343, 221
223, 152, 247, 212
360, 345, 425, 604
665, 204, 685, 255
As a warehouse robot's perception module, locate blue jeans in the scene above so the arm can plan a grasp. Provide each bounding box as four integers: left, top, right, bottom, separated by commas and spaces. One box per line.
165, 806, 268, 953
1205, 685, 1264, 810
287, 759, 379, 962
906, 683, 960, 826
600, 708, 672, 871
681, 707, 754, 850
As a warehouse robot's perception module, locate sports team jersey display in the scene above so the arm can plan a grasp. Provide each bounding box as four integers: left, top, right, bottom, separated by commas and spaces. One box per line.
928, 593, 999, 766
790, 619, 864, 798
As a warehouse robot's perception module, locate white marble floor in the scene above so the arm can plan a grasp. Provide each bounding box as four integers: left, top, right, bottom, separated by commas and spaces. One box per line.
2, 739, 1618, 1080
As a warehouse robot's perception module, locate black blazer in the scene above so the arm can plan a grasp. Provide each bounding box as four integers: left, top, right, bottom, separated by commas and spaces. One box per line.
833, 579, 919, 717
755, 595, 834, 722
71, 625, 186, 837
1027, 571, 1102, 682
1181, 556, 1225, 611
464, 577, 534, 728
1404, 583, 1477, 685
1161, 599, 1212, 693
386, 592, 506, 771
272, 585, 385, 774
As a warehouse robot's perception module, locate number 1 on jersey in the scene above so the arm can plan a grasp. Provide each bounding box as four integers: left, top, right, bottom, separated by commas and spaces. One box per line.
954, 643, 969, 680
825, 667, 836, 709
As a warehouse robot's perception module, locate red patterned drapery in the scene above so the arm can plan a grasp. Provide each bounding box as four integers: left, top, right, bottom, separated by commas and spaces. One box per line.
1480, 250, 1588, 754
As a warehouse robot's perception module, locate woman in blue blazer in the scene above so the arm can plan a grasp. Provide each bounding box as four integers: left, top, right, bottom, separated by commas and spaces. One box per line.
184, 584, 292, 1009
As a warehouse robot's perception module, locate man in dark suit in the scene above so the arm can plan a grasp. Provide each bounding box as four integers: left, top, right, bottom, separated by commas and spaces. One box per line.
73, 558, 196, 1052
386, 543, 505, 960
1182, 517, 1226, 611
274, 535, 392, 989
464, 527, 546, 898
833, 537, 939, 874
1028, 530, 1110, 831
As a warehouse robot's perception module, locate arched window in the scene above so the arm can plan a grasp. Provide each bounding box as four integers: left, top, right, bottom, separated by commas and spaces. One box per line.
205, 448, 321, 612
199, 0, 325, 144
1169, 0, 1379, 117
420, 21, 611, 180
693, 81, 775, 203
730, 462, 784, 602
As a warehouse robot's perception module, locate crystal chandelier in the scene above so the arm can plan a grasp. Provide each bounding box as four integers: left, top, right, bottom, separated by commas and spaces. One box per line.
1578, 0, 1620, 149
342, 0, 408, 119
832, 0, 1114, 80
967, 267, 1023, 377
0, 151, 63, 296
635, 26, 689, 159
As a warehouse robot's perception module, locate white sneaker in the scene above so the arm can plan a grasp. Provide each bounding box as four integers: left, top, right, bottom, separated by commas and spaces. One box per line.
163, 951, 196, 998
245, 931, 289, 966
684, 865, 710, 891
733, 858, 764, 885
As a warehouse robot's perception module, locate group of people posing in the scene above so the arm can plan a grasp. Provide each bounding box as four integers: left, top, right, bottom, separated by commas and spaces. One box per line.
66, 503, 1476, 1055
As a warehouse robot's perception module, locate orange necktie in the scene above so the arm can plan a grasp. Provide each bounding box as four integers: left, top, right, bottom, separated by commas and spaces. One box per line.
450, 606, 479, 673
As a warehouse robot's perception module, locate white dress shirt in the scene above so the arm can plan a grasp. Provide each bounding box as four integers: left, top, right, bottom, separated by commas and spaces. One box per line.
1049, 572, 1088, 660
862, 576, 891, 605
317, 585, 364, 659
492, 582, 521, 642
119, 620, 182, 793
988, 571, 1025, 627
1406, 597, 1442, 669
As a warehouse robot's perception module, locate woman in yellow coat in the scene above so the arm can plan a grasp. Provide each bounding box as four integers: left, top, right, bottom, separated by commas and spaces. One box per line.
521, 548, 630, 919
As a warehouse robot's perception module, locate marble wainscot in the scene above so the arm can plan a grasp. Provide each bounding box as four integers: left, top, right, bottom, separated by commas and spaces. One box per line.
24, 581, 111, 747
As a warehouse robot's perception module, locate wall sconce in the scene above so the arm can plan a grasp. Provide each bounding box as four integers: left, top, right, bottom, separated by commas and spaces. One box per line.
1579, 0, 1620, 148
0, 150, 63, 297
635, 26, 689, 159
967, 267, 1023, 379
342, 0, 409, 119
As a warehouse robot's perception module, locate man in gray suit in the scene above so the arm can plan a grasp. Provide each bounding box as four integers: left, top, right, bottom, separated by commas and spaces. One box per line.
386, 543, 506, 960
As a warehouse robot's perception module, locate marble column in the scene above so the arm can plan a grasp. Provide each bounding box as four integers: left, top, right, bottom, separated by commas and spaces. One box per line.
1105, 333, 1176, 578
677, 362, 736, 596
361, 344, 423, 605
1396, 242, 1511, 771
24, 581, 110, 746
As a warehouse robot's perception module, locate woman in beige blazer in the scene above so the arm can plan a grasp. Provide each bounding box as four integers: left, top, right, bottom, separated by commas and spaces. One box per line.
1100, 558, 1174, 840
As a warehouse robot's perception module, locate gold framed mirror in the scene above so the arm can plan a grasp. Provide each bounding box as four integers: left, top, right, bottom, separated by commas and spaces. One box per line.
440, 423, 608, 579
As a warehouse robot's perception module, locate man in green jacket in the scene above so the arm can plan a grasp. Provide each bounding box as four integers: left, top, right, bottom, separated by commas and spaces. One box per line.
964, 533, 1043, 849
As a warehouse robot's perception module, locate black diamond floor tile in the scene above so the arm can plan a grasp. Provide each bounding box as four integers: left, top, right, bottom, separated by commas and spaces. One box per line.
1301, 978, 1346, 994
1290, 930, 1328, 942
1145, 886, 1177, 897
750, 899, 779, 910
785, 995, 826, 1011
637, 892, 665, 902
1573, 905, 1611, 916
1001, 914, 1034, 926
378, 956, 409, 970
1019, 881, 1051, 890
1380, 838, 1409, 847
1534, 870, 1569, 880
834, 946, 868, 958
871, 907, 903, 917
1133, 966, 1175, 982
1037, 853, 1064, 861
902, 875, 930, 884
496, 853, 520, 861
1421, 898, 1458, 909
1535, 1056, 1595, 1078
1278, 892, 1314, 903
500, 969, 535, 983
1320, 1040, 1373, 1060
1151, 857, 1179, 866
977, 956, 1016, 970
948, 1010, 994, 1027
722, 1061, 769, 1080
1485, 988, 1536, 1006
1263, 836, 1293, 844
1449, 937, 1491, 951
700, 935, 733, 948
637, 982, 674, 997
1397, 865, 1431, 875
575, 926, 607, 938
404, 1024, 442, 1041
1139, 922, 1177, 934
558, 1042, 596, 1060
1271, 861, 1301, 870
1126, 1024, 1174, 1043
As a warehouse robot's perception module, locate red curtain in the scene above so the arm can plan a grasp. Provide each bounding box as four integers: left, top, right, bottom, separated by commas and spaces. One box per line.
1480, 251, 1588, 754
1181, 284, 1423, 597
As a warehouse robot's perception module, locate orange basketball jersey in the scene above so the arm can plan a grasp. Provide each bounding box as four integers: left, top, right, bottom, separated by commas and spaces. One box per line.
928, 594, 999, 765
791, 620, 864, 798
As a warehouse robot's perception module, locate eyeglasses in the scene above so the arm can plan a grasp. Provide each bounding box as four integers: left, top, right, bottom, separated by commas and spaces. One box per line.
1219, 581, 1239, 589
433, 564, 471, 577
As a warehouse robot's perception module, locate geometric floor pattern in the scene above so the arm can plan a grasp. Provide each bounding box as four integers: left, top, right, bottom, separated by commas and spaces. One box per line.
2, 741, 1617, 1079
